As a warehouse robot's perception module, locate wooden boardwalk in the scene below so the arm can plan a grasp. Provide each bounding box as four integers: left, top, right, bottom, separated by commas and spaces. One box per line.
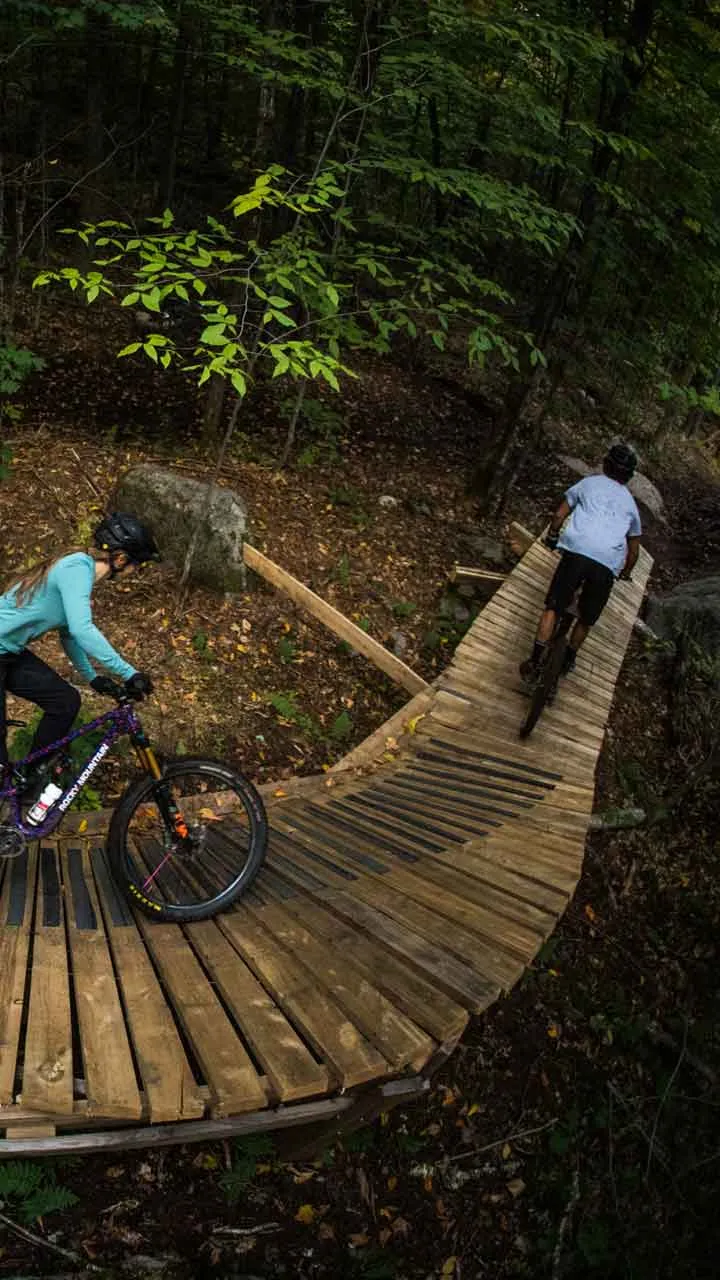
0, 539, 652, 1151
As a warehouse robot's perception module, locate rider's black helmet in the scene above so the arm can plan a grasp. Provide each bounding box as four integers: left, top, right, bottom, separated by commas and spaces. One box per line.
94, 513, 161, 565
603, 442, 637, 484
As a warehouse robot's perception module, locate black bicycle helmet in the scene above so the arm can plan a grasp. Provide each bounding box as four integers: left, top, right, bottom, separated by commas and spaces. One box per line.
94, 512, 161, 565
603, 442, 637, 483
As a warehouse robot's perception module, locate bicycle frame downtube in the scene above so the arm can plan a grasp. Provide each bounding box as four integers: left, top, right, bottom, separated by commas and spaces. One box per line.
2, 704, 140, 841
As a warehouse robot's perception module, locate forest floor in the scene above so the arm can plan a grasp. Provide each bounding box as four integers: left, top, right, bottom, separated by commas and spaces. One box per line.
2, 316, 720, 1278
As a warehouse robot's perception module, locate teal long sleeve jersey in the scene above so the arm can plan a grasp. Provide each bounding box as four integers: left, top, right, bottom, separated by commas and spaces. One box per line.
0, 553, 137, 683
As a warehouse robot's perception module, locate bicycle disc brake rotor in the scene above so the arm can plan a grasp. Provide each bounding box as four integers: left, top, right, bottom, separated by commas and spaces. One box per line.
0, 825, 27, 860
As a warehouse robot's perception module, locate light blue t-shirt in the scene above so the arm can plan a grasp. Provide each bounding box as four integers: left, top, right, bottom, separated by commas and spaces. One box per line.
559, 474, 642, 576
0, 553, 137, 682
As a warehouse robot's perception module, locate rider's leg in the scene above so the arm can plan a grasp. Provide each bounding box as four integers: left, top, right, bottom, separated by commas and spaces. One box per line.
4, 651, 80, 788
569, 618, 590, 650
0, 656, 10, 770
563, 564, 614, 673
520, 607, 558, 677
521, 552, 581, 677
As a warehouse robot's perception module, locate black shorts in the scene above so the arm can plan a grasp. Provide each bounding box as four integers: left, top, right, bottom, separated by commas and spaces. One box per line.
545, 552, 614, 627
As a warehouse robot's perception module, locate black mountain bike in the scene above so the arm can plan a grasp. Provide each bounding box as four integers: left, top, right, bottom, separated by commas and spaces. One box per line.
519, 599, 578, 739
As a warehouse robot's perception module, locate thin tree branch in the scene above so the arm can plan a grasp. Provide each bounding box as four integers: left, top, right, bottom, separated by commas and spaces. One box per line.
20, 122, 155, 254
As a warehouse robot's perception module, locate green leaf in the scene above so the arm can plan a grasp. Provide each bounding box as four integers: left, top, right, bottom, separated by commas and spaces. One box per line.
117, 343, 141, 357
200, 325, 228, 346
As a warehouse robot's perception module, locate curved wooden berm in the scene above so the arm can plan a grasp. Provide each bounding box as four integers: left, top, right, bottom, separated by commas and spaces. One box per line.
0, 539, 652, 1154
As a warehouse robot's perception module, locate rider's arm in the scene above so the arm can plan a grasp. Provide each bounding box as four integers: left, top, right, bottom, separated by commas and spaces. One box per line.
549, 498, 572, 534
56, 558, 137, 682
620, 535, 641, 579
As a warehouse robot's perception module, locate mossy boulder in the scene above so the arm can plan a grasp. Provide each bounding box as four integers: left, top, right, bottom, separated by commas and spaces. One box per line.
115, 464, 249, 593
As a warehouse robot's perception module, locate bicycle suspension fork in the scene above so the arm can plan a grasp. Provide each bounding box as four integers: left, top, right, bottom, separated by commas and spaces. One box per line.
131, 729, 189, 840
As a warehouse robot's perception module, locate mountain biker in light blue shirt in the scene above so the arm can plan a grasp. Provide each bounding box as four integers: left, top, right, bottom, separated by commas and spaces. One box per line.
520, 443, 642, 682
0, 513, 159, 794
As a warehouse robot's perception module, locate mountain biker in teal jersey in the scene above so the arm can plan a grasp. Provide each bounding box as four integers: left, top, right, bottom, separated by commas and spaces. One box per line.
520, 443, 642, 682
0, 513, 159, 796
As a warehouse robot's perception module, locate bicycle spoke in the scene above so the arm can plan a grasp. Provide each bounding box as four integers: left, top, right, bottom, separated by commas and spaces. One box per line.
112, 761, 267, 920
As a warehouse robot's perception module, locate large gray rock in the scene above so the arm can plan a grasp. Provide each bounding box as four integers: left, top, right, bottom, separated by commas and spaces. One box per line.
646, 577, 720, 650
557, 454, 667, 523
115, 464, 248, 593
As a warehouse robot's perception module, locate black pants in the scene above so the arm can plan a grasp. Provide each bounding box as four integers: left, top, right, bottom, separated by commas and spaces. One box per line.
0, 650, 81, 766
545, 551, 614, 627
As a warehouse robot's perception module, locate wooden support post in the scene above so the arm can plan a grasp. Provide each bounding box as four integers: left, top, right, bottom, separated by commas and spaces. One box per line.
506, 522, 537, 557
451, 564, 507, 585
243, 543, 428, 696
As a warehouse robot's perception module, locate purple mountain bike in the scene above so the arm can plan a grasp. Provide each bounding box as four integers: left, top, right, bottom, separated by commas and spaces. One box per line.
0, 682, 267, 922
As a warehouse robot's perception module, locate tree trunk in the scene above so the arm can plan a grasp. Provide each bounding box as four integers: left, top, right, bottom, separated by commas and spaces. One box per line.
162, 2, 193, 211
79, 11, 109, 226
473, 0, 658, 510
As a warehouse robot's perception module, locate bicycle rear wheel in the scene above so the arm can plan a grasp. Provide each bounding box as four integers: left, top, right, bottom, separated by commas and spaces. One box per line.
519, 633, 568, 739
107, 758, 267, 922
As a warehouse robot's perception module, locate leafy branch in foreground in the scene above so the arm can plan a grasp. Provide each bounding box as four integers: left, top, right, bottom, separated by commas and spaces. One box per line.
33, 165, 545, 420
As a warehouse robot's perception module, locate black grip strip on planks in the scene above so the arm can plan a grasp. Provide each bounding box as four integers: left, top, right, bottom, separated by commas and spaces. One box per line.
40, 846, 61, 927
6, 851, 28, 925
426, 738, 561, 783
91, 846, 134, 926
67, 848, 97, 931
269, 826, 359, 880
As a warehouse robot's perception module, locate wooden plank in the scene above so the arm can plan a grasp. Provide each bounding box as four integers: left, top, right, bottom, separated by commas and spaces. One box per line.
90, 847, 204, 1123
186, 919, 330, 1103
218, 907, 389, 1088
136, 917, 267, 1117
243, 543, 427, 696
263, 833, 503, 1010
62, 844, 142, 1120
245, 900, 434, 1071
22, 844, 74, 1115
271, 812, 530, 982
261, 887, 468, 1042
321, 883, 508, 1009
0, 849, 37, 1104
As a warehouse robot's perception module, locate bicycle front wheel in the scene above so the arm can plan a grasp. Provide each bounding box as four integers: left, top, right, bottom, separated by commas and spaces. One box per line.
519, 634, 567, 739
107, 758, 268, 922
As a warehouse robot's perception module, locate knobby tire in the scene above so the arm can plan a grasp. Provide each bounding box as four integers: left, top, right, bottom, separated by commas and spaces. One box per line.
108, 757, 267, 922
520, 633, 568, 739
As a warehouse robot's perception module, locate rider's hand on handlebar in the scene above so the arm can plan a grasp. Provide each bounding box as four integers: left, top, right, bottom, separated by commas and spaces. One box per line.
90, 675, 119, 696
125, 671, 153, 700
619, 569, 633, 583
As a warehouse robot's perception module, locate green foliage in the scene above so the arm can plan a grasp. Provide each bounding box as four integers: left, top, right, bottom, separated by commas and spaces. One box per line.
285, 396, 345, 468
191, 630, 211, 658
391, 600, 416, 620
0, 1160, 78, 1224
0, 346, 45, 431
219, 1133, 275, 1204
267, 690, 321, 739
0, 442, 12, 483
330, 709, 353, 741
277, 634, 297, 664
334, 553, 351, 587
0, 345, 45, 397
